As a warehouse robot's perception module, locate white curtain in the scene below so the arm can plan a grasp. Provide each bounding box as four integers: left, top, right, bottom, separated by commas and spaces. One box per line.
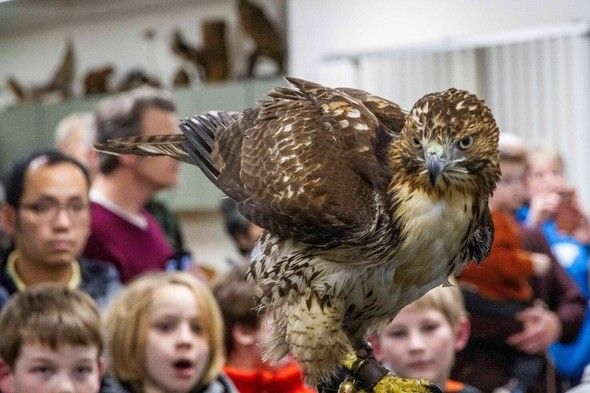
319, 22, 590, 208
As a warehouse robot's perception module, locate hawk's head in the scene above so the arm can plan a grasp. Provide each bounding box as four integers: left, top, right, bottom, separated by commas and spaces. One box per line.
390, 88, 500, 197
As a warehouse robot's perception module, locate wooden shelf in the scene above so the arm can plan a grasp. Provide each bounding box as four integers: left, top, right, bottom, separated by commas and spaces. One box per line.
0, 77, 285, 211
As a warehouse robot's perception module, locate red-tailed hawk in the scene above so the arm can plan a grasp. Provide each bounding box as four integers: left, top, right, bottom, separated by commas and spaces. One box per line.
96, 78, 500, 392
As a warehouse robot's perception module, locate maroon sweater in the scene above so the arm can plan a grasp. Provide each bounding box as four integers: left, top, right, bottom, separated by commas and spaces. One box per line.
84, 202, 174, 283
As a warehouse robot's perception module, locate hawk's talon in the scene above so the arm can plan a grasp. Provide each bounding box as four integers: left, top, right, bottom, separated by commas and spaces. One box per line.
341, 351, 443, 392
337, 378, 363, 393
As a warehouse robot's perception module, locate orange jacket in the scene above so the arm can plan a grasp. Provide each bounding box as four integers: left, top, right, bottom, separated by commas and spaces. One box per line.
459, 210, 534, 301
224, 362, 316, 393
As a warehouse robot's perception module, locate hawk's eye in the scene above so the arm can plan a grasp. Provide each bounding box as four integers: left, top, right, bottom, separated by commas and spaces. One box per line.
458, 136, 474, 149
412, 137, 422, 148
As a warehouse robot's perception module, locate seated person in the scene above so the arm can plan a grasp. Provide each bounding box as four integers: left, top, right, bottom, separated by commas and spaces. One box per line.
101, 271, 237, 393
54, 111, 99, 180
374, 282, 479, 393
212, 267, 315, 393
0, 285, 104, 393
0, 149, 121, 310
458, 147, 550, 392
54, 111, 188, 258
452, 135, 586, 392
503, 136, 590, 383
220, 199, 264, 268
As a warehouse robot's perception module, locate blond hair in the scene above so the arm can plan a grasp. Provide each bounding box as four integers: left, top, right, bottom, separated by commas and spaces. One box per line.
103, 272, 224, 390
527, 145, 565, 174
0, 284, 102, 368
403, 280, 466, 329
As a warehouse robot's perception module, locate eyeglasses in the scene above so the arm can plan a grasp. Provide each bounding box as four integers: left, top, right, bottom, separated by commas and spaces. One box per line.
19, 200, 90, 223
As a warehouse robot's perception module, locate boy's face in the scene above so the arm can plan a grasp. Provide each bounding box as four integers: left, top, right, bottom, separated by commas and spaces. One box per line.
9, 341, 102, 393
376, 306, 468, 388
490, 161, 527, 212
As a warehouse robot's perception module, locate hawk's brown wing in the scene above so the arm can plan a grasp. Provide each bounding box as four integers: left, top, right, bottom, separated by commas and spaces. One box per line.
95, 78, 407, 248
209, 77, 406, 247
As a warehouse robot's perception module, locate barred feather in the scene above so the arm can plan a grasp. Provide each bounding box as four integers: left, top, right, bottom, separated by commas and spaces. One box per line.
94, 134, 194, 164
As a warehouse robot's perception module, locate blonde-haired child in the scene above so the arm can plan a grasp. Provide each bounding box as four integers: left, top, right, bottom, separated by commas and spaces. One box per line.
101, 271, 237, 393
0, 285, 104, 393
374, 283, 479, 393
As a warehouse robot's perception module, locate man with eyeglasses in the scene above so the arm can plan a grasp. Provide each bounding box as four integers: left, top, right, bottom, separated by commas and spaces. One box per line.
0, 149, 121, 309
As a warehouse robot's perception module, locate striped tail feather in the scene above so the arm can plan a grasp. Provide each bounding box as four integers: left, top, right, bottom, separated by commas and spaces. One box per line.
94, 134, 194, 165
178, 111, 241, 190
94, 110, 242, 198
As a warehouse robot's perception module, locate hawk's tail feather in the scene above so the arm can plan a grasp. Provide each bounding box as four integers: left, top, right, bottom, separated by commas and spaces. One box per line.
179, 111, 241, 191
93, 134, 195, 164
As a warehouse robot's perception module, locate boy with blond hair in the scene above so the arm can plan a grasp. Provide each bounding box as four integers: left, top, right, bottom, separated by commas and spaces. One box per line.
0, 284, 104, 393
374, 283, 479, 393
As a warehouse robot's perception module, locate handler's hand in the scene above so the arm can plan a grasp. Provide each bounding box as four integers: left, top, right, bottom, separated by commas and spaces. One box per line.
506, 306, 562, 354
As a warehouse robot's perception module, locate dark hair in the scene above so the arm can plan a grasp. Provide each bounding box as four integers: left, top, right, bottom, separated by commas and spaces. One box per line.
211, 267, 260, 356
4, 149, 90, 208
220, 198, 251, 239
95, 87, 176, 174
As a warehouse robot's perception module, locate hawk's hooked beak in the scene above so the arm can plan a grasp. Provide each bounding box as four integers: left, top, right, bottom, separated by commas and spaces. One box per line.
426, 143, 446, 186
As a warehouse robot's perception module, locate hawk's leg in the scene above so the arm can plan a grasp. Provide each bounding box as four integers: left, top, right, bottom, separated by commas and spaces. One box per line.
339, 342, 443, 393
286, 293, 353, 385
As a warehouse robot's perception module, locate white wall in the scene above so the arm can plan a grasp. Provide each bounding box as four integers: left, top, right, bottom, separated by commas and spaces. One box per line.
288, 0, 590, 82
0, 0, 285, 104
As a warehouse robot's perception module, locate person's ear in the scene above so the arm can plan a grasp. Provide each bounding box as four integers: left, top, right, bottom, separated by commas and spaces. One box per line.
232, 324, 257, 347
368, 335, 384, 362
118, 154, 139, 168
1, 204, 17, 236
97, 355, 105, 378
454, 316, 471, 352
0, 358, 16, 393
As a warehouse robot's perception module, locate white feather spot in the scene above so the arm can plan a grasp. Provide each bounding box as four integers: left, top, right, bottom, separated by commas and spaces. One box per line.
279, 154, 297, 164
283, 175, 290, 182
283, 123, 293, 132
339, 120, 349, 128
456, 101, 465, 110
286, 185, 294, 198
354, 122, 369, 131
347, 109, 361, 118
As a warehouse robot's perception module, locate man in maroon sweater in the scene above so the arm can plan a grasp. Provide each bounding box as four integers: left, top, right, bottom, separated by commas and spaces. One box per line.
84, 87, 179, 283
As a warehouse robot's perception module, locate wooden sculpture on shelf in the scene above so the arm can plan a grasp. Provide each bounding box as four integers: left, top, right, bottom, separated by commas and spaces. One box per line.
172, 67, 191, 88
237, 0, 285, 77
116, 69, 161, 92
171, 23, 230, 83
201, 20, 229, 81
171, 29, 207, 81
83, 65, 115, 96
6, 40, 75, 105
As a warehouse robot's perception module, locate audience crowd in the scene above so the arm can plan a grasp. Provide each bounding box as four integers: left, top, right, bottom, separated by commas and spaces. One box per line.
0, 87, 589, 393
